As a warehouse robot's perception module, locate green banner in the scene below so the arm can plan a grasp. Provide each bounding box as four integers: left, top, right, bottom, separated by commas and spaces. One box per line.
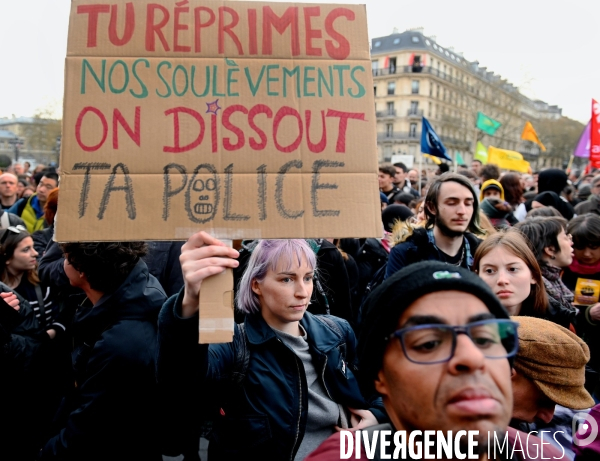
476, 112, 502, 135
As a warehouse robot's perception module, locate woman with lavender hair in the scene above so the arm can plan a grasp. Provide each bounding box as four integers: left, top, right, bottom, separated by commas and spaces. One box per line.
157, 232, 384, 460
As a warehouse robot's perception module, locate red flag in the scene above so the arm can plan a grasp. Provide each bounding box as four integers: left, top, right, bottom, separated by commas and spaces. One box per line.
591, 99, 600, 167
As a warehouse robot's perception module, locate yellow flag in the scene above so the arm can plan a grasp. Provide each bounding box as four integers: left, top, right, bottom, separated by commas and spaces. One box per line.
487, 146, 531, 173
521, 121, 546, 151
424, 154, 442, 165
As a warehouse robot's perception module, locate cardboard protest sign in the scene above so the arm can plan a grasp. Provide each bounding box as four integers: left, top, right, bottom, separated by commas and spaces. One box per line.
58, 0, 381, 242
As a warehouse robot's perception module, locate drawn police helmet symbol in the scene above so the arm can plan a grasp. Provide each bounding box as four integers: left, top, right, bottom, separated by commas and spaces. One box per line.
185, 165, 220, 224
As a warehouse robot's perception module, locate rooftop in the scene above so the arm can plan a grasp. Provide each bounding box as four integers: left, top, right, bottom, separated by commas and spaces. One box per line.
370, 29, 559, 111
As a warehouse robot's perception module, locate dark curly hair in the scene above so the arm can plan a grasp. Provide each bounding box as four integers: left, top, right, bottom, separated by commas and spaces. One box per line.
60, 242, 148, 294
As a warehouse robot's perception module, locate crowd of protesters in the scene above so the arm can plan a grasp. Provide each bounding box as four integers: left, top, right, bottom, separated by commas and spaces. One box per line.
4, 158, 600, 460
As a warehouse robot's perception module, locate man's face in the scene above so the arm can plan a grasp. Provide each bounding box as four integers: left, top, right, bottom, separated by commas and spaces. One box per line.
408, 170, 419, 185
511, 370, 555, 424
13, 164, 23, 176
378, 172, 394, 191
393, 167, 406, 185
36, 176, 58, 203
375, 291, 513, 441
471, 161, 482, 176
591, 180, 600, 197
429, 181, 474, 237
0, 174, 18, 199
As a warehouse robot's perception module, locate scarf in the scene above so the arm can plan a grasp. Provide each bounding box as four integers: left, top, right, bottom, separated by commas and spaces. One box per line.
541, 265, 577, 328
569, 258, 600, 276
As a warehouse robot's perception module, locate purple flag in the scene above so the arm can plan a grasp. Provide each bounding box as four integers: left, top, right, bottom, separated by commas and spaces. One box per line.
574, 121, 591, 158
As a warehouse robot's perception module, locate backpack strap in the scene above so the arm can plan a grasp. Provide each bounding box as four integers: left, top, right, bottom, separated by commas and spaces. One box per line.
315, 314, 344, 338
33, 284, 47, 328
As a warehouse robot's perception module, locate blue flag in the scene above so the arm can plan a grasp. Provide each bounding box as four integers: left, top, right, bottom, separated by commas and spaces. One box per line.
421, 117, 451, 161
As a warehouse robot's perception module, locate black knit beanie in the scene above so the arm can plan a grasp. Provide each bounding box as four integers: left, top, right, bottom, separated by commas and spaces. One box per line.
357, 260, 510, 396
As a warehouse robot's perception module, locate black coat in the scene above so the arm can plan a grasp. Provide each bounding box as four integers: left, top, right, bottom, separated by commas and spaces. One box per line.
157, 293, 387, 461
1, 283, 69, 460
385, 227, 481, 279
40, 260, 166, 461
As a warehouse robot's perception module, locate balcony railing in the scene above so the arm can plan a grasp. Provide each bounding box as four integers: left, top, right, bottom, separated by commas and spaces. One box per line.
407, 109, 424, 117
372, 65, 476, 93
378, 132, 420, 141
376, 110, 397, 118
377, 132, 471, 150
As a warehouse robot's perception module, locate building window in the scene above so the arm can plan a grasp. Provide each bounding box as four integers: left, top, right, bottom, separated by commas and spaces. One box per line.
388, 57, 397, 74
429, 84, 433, 97
373, 86, 377, 97
410, 101, 419, 115
387, 81, 396, 95
411, 80, 419, 94
386, 123, 394, 137
411, 55, 423, 73
436, 85, 440, 99
386, 101, 395, 115
409, 123, 417, 138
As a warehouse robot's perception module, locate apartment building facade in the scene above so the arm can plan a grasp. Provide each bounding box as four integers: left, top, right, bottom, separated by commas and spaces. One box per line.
371, 29, 560, 167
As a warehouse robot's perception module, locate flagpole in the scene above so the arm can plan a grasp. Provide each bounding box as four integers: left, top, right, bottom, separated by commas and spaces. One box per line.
419, 152, 422, 196
566, 155, 574, 174
472, 125, 480, 165
453, 151, 458, 173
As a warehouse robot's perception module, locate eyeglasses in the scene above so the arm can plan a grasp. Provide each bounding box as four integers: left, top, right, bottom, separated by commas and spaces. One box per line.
0, 225, 26, 245
385, 318, 519, 365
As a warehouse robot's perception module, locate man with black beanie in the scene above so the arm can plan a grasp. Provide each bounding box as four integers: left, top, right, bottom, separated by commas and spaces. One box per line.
307, 261, 564, 460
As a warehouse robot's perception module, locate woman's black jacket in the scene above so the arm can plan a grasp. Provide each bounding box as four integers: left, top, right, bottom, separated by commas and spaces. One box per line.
157, 291, 387, 460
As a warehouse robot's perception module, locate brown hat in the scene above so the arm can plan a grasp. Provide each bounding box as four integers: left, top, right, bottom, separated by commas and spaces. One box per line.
511, 316, 594, 409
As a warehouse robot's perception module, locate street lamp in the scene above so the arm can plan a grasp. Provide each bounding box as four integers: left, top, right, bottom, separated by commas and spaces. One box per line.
7, 137, 23, 162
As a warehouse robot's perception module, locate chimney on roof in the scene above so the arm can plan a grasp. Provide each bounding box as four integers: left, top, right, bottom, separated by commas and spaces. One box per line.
429, 35, 436, 41
392, 27, 398, 34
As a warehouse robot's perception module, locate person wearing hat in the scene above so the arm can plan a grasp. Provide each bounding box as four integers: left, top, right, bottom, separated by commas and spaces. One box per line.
381, 204, 414, 234
307, 261, 563, 460
480, 179, 505, 202
576, 175, 600, 217
515, 169, 572, 221
479, 180, 516, 230
510, 316, 593, 425
510, 316, 593, 460
577, 183, 592, 202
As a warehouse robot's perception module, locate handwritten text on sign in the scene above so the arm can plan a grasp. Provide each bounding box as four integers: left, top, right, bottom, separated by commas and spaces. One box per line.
58, 0, 380, 241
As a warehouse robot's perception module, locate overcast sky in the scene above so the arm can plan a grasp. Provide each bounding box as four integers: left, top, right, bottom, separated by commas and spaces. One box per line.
1, 0, 597, 124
